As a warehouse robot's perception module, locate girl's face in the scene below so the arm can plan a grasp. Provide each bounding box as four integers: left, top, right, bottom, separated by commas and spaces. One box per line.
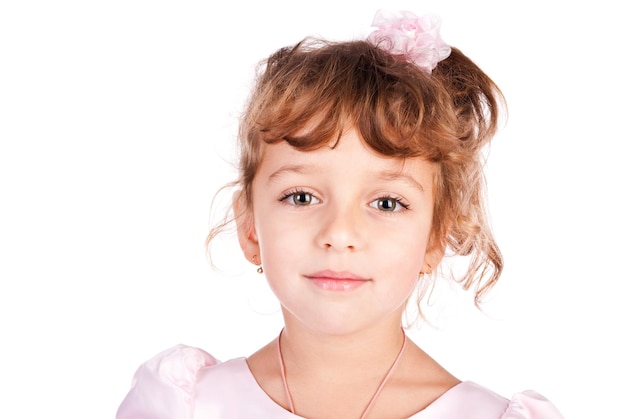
237, 128, 440, 335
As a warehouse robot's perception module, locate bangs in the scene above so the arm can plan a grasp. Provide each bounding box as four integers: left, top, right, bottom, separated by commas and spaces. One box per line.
247, 39, 458, 161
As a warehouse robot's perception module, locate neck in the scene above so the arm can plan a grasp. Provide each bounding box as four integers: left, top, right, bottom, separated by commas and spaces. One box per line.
279, 314, 406, 382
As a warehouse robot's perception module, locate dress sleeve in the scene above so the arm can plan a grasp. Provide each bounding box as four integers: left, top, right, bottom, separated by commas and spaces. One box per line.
116, 345, 219, 419
501, 391, 565, 419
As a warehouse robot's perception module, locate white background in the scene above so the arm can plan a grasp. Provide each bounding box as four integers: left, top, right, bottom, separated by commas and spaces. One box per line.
1, 1, 624, 418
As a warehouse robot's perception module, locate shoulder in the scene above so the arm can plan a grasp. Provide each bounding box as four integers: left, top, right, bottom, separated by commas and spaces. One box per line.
422, 381, 509, 417
418, 382, 564, 419
116, 345, 220, 419
502, 390, 565, 419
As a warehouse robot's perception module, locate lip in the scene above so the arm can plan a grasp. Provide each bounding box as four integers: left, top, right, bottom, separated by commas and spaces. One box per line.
305, 270, 369, 291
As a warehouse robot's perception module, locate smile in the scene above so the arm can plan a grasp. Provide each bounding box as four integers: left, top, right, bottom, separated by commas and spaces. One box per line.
304, 270, 370, 291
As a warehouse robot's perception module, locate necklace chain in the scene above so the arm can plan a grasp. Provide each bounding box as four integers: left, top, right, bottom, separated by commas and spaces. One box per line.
277, 329, 407, 419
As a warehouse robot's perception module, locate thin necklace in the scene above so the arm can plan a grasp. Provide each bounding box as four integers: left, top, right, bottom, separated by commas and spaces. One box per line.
277, 329, 407, 418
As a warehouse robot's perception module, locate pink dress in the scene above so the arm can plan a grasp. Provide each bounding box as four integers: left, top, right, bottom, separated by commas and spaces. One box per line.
117, 345, 564, 419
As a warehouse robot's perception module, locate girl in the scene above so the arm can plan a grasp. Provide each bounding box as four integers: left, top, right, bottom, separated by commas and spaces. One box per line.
117, 10, 563, 419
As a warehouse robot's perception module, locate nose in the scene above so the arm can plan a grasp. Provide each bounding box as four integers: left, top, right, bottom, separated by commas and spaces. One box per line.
315, 202, 363, 251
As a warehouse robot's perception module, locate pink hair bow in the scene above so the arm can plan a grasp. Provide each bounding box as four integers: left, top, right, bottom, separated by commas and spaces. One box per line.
367, 10, 451, 73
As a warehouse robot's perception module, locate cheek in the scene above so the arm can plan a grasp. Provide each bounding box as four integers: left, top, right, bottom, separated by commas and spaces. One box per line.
254, 212, 303, 268
382, 228, 431, 279
388, 221, 431, 255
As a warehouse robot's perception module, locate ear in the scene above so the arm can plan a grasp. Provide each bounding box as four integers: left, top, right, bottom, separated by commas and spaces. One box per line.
422, 238, 445, 274
233, 190, 260, 265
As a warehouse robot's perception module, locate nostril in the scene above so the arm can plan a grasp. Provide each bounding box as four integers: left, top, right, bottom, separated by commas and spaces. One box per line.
316, 209, 362, 250
323, 242, 356, 250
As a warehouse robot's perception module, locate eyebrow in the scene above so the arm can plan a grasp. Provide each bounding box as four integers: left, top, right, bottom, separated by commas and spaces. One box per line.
267, 165, 316, 184
378, 170, 425, 192
267, 165, 424, 192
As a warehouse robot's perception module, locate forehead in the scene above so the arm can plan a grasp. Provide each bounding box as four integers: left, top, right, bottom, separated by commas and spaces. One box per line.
256, 128, 436, 192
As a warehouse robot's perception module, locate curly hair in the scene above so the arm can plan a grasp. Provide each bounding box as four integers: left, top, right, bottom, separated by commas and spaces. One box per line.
208, 38, 505, 306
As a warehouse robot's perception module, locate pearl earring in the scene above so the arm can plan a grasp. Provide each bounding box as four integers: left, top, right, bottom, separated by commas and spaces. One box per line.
252, 255, 263, 274
419, 264, 432, 279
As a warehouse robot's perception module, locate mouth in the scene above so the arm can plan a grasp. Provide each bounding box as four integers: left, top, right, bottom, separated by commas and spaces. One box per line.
304, 270, 370, 291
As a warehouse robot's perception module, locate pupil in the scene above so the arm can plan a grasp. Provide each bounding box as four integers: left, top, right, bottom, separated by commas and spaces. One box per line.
296, 193, 310, 204
380, 199, 395, 211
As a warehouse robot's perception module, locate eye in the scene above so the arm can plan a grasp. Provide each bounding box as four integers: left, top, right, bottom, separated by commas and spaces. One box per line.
280, 191, 320, 206
369, 196, 408, 212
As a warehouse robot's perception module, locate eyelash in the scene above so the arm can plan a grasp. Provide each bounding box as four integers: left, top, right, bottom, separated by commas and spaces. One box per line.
279, 190, 409, 213
279, 189, 319, 206
370, 195, 410, 213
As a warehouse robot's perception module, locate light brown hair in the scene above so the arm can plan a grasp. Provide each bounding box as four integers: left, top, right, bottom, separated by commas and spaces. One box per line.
209, 38, 505, 305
